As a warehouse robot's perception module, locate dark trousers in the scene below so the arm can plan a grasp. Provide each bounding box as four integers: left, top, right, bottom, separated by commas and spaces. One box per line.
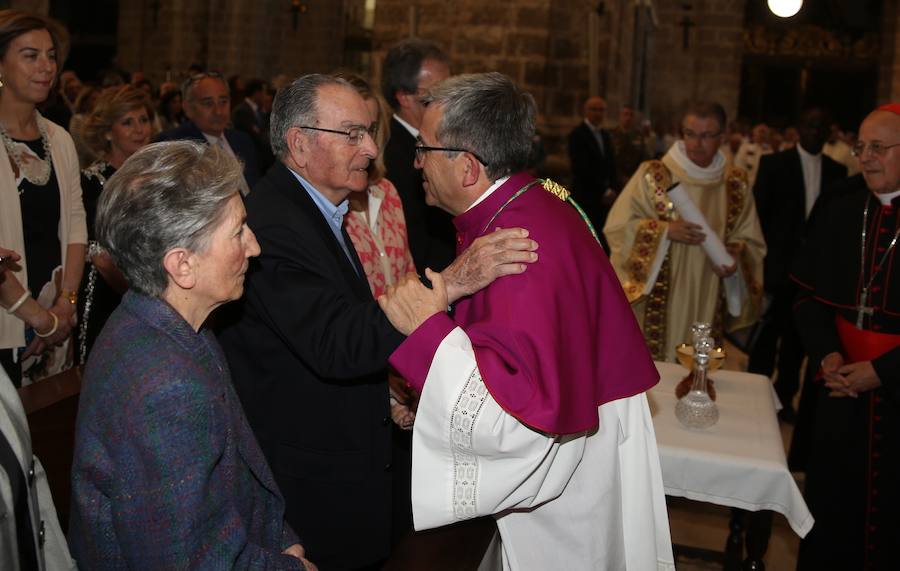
0, 348, 22, 388
748, 284, 804, 408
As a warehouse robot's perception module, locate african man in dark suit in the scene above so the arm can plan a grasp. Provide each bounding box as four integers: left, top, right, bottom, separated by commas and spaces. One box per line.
749, 108, 847, 421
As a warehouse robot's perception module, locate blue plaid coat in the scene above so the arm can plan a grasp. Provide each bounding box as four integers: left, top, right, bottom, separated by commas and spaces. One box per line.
69, 292, 304, 570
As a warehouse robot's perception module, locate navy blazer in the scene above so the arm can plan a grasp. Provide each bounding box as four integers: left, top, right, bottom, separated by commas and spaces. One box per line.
69, 292, 302, 570
217, 162, 405, 569
155, 121, 260, 188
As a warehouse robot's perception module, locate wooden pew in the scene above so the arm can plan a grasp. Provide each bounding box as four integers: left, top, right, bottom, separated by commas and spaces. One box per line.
18, 366, 83, 534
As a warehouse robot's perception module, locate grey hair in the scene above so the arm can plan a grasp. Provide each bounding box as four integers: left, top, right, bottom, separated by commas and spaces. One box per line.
423, 72, 535, 180
181, 71, 228, 103
95, 140, 243, 297
269, 73, 353, 160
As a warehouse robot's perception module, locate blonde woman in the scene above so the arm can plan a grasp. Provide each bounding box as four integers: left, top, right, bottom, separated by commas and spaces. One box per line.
76, 85, 153, 362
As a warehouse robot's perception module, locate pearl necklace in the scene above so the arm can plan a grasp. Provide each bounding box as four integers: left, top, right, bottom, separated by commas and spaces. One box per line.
0, 112, 52, 192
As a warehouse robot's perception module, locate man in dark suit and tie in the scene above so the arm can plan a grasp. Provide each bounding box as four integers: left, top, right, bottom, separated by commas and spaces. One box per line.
156, 72, 259, 192
749, 108, 847, 421
217, 74, 538, 570
568, 96, 618, 246
232, 78, 275, 173
381, 39, 454, 274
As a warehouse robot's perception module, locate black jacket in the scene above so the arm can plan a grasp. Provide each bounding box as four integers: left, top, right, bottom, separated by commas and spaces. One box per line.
383, 116, 455, 273
753, 147, 846, 292
217, 162, 404, 569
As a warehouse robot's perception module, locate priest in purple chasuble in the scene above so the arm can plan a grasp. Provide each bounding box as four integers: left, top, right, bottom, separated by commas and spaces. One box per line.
604, 102, 766, 361
792, 105, 900, 570
377, 73, 675, 570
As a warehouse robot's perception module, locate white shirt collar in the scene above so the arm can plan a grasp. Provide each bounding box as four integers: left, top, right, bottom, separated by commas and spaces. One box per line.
245, 97, 259, 114
466, 176, 511, 213
876, 188, 900, 206
393, 114, 419, 138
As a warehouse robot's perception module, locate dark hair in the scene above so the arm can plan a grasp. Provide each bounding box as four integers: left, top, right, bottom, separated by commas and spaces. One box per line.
0, 9, 69, 67
424, 72, 535, 180
682, 101, 727, 132
380, 38, 448, 110
158, 89, 182, 121
243, 78, 267, 98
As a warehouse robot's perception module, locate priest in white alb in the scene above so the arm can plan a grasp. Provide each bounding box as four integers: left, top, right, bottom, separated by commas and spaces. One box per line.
377, 72, 674, 570
604, 101, 766, 361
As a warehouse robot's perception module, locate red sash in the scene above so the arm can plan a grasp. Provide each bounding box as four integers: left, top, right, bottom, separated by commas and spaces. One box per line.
836, 314, 900, 362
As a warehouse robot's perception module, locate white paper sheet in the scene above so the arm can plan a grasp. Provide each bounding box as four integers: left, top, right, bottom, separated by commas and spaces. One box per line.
667, 184, 734, 268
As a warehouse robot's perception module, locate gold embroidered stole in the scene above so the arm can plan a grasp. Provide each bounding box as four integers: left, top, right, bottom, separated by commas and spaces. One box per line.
635, 162, 750, 359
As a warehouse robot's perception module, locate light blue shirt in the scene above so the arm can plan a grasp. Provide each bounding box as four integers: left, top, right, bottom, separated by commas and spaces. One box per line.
287, 168, 358, 273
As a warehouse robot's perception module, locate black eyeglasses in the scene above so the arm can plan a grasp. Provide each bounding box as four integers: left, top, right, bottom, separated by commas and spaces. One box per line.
300, 125, 377, 146
415, 145, 489, 166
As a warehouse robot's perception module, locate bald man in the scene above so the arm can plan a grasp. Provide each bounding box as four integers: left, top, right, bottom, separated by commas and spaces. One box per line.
792, 104, 900, 569
568, 96, 618, 240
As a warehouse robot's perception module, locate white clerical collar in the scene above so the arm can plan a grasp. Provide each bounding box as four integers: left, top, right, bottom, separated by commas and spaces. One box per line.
668, 141, 726, 182
875, 188, 900, 205
393, 114, 419, 138
245, 97, 259, 114
202, 132, 226, 146
796, 143, 821, 160
466, 176, 510, 213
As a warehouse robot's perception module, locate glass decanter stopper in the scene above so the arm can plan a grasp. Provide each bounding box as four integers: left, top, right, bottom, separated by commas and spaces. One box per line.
675, 323, 720, 429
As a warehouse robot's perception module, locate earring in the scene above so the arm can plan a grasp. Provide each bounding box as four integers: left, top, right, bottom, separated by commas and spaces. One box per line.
0, 75, 4, 88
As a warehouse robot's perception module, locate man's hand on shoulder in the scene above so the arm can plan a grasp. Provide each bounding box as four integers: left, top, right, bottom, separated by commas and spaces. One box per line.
442, 227, 538, 303
378, 269, 449, 336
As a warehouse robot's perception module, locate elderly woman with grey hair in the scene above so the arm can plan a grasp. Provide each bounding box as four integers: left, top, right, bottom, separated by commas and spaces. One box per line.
68, 140, 316, 571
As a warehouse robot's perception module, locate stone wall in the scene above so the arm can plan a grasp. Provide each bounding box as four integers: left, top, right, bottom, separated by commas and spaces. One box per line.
115, 0, 346, 86
645, 0, 746, 129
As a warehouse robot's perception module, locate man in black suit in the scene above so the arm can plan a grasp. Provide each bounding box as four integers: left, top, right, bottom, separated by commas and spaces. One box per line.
381, 39, 455, 274
568, 96, 617, 244
749, 108, 847, 421
217, 74, 538, 570
156, 72, 259, 192
232, 78, 275, 173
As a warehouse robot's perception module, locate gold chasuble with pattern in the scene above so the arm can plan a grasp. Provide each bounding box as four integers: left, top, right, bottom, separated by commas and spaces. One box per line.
604, 145, 766, 361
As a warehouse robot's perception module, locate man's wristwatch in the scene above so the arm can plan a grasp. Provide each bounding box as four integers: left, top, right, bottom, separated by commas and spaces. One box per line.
59, 288, 78, 306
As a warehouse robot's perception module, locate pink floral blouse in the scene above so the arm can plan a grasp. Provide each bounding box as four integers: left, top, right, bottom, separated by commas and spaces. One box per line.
344, 178, 416, 298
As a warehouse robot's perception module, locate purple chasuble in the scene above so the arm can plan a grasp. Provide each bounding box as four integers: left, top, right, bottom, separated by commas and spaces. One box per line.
390, 172, 658, 434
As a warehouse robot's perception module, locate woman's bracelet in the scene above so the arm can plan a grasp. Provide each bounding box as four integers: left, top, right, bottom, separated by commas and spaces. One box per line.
5, 289, 31, 314
35, 311, 59, 338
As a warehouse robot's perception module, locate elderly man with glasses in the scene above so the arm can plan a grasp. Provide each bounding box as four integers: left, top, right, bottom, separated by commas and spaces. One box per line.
156, 71, 259, 192
216, 74, 538, 570
791, 103, 900, 570
604, 101, 766, 362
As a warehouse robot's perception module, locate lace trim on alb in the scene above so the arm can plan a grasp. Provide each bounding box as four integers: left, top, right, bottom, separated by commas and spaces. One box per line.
451, 367, 490, 520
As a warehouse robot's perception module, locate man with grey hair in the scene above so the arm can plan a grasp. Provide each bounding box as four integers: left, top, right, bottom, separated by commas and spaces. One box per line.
217, 73, 538, 569
381, 38, 455, 274
377, 72, 674, 570
156, 71, 259, 191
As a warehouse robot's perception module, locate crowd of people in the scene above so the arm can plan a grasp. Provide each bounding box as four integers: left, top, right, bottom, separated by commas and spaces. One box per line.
0, 6, 897, 571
